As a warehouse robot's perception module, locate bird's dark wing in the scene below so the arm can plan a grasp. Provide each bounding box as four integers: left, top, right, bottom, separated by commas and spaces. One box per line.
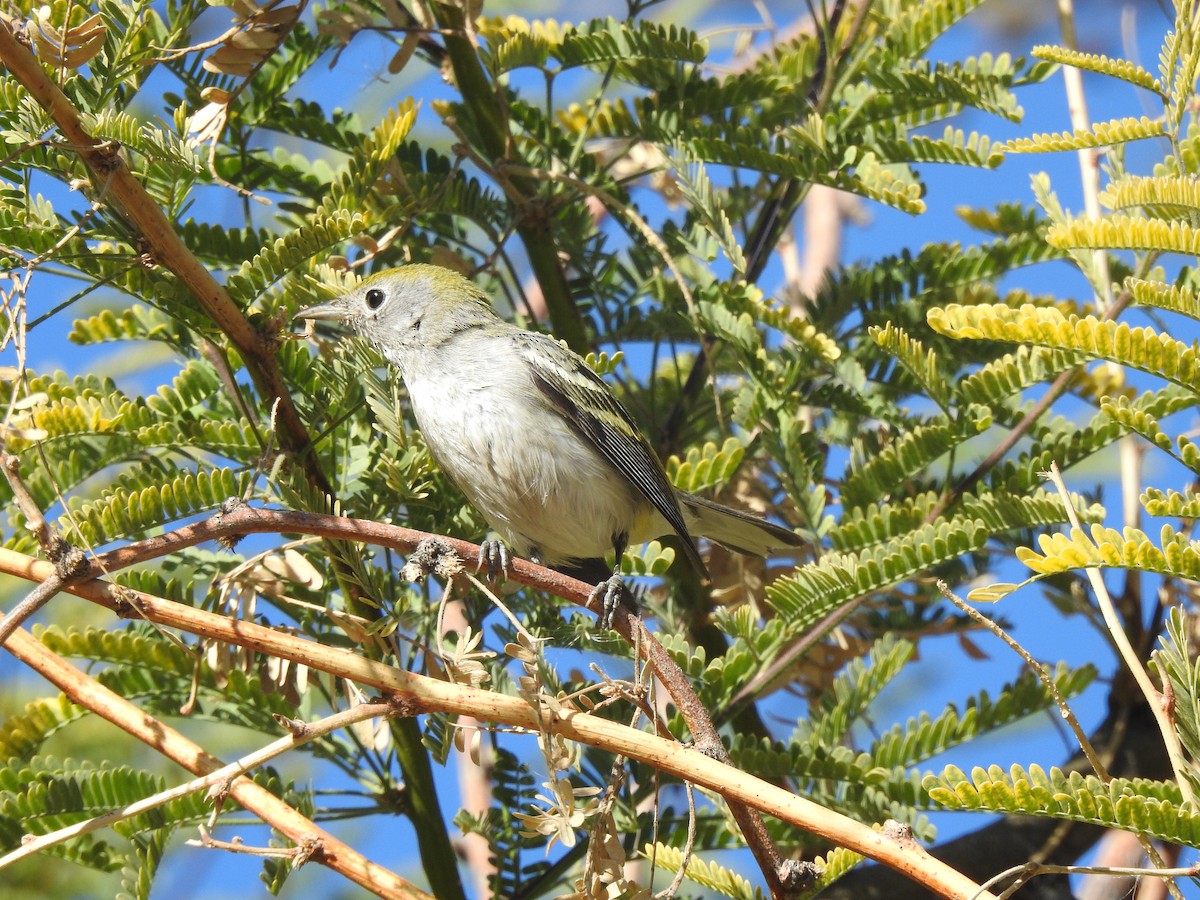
517, 333, 707, 576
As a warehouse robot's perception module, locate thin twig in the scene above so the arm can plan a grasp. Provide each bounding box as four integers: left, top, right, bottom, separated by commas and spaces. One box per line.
0, 449, 52, 549
2, 626, 425, 899
0, 573, 64, 645
0, 448, 91, 644
190, 826, 318, 859
0, 700, 394, 870
936, 581, 1109, 778
975, 860, 1200, 900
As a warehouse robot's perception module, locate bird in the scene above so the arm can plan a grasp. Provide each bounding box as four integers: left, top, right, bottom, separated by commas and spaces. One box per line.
295, 264, 802, 628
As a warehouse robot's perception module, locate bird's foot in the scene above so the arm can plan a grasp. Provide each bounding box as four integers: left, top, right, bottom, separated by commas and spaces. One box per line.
589, 573, 627, 631
476, 539, 512, 581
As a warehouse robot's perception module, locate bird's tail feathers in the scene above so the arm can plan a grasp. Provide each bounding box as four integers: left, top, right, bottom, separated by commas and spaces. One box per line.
678, 492, 803, 558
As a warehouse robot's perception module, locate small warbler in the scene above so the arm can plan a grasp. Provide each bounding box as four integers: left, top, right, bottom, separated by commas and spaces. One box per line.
295, 264, 801, 628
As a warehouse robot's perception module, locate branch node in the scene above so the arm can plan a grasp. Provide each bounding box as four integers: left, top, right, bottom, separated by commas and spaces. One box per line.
205, 778, 233, 805
47, 535, 87, 579
110, 584, 143, 618
777, 858, 820, 894
214, 497, 246, 550
882, 819, 916, 846
273, 713, 310, 737
401, 537, 462, 582
387, 692, 422, 718
693, 737, 728, 762
89, 139, 122, 173
292, 835, 323, 867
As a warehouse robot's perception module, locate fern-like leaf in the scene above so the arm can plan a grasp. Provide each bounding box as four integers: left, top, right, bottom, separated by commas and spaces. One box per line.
225, 209, 368, 305
842, 417, 987, 511
1141, 488, 1200, 518
930, 302, 1200, 395
1047, 215, 1200, 255
0, 695, 84, 760
973, 522, 1200, 600
666, 437, 745, 493
1154, 607, 1200, 764
1099, 175, 1200, 219
1032, 45, 1163, 95
1127, 277, 1200, 319
643, 842, 764, 900
925, 764, 1200, 845
1004, 116, 1166, 153
871, 663, 1095, 768
955, 345, 1082, 406
870, 323, 953, 410
59, 466, 248, 546
769, 518, 990, 628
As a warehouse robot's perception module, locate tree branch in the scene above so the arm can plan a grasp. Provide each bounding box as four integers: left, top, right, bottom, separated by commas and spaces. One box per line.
0, 19, 333, 498
2, 626, 429, 899
0, 545, 997, 900
82, 502, 798, 895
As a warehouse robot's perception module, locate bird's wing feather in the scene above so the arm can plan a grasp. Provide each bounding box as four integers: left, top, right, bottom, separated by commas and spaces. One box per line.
517, 333, 706, 574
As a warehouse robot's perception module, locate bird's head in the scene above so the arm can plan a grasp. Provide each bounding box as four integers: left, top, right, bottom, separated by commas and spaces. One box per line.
294, 264, 497, 366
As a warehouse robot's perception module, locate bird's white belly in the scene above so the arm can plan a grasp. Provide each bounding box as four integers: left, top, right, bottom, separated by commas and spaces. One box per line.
406, 370, 652, 564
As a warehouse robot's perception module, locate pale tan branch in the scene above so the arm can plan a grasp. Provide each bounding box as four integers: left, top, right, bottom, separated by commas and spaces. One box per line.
1, 625, 429, 899
0, 20, 332, 496
0, 696, 395, 871
72, 501, 801, 895
0, 546, 995, 900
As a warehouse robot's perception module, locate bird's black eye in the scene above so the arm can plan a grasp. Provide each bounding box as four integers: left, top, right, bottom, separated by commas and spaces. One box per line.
365, 288, 385, 310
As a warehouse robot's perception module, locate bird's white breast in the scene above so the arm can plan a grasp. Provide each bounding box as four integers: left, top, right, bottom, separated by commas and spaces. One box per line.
399, 331, 658, 564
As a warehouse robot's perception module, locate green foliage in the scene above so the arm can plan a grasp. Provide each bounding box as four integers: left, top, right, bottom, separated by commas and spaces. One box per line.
926, 764, 1200, 844
644, 841, 766, 900
0, 756, 207, 876
1004, 116, 1167, 153
0, 695, 86, 761
1032, 45, 1163, 94
666, 437, 745, 493
768, 517, 990, 632
1154, 607, 1200, 769
2, 0, 1196, 896
60, 466, 249, 547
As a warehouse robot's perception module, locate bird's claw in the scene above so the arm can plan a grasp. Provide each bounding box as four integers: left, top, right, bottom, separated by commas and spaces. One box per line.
476, 539, 511, 581
589, 573, 625, 631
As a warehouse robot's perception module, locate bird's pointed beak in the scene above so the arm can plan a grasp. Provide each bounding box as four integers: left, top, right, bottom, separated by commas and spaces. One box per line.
293, 300, 347, 322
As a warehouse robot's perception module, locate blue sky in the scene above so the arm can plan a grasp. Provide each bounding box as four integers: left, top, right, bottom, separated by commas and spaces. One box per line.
5, 1, 1199, 897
